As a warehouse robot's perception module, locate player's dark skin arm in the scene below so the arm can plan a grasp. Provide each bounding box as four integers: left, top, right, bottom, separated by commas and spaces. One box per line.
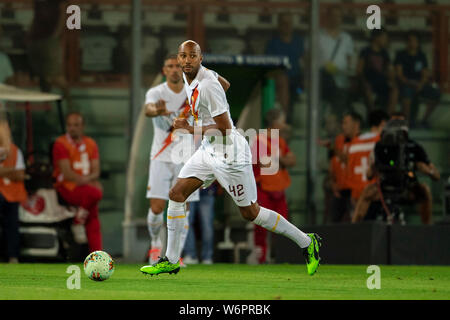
173, 112, 232, 136
217, 75, 230, 92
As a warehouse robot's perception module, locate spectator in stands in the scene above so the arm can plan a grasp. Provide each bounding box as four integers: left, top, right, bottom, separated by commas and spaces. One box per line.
0, 26, 14, 86
319, 5, 355, 117
394, 31, 441, 128
251, 108, 296, 263
357, 28, 398, 115
183, 183, 220, 265
0, 118, 27, 263
352, 118, 440, 224
52, 112, 103, 252
28, 0, 70, 105
328, 111, 362, 223
265, 12, 305, 122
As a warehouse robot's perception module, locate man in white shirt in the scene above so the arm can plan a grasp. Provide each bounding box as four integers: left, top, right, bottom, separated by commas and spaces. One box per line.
318, 6, 354, 115
144, 54, 230, 264
140, 41, 322, 277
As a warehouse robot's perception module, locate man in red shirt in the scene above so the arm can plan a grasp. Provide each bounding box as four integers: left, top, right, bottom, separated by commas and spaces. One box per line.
251, 108, 296, 263
52, 112, 102, 252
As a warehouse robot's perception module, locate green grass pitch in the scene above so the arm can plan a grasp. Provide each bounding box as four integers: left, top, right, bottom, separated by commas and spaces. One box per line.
0, 263, 449, 300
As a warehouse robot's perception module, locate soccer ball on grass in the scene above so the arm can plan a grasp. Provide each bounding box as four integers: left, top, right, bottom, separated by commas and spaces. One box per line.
83, 250, 115, 281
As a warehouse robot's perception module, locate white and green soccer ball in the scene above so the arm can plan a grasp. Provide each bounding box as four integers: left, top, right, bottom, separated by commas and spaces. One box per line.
83, 250, 115, 281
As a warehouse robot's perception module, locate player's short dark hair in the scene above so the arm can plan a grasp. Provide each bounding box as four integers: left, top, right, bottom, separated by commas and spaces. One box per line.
65, 111, 85, 124
264, 108, 284, 127
343, 111, 363, 126
368, 109, 389, 128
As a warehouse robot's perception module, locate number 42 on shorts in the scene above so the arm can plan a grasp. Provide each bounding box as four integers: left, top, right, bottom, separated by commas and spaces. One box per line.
228, 184, 244, 197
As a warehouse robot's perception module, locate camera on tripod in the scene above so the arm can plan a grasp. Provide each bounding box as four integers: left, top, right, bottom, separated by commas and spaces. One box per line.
373, 120, 412, 223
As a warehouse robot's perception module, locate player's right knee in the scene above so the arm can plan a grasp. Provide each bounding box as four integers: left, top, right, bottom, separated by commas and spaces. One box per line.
168, 188, 187, 203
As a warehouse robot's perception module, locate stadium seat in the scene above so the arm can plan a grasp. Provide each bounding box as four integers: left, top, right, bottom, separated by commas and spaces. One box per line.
103, 10, 130, 29
230, 13, 259, 33
204, 13, 218, 26
142, 36, 161, 64
12, 9, 33, 29
145, 12, 180, 29
208, 37, 246, 55
398, 16, 427, 30
164, 35, 186, 54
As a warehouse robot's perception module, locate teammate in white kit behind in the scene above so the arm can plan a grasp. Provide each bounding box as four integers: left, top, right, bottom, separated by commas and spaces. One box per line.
144, 54, 230, 265
140, 41, 322, 276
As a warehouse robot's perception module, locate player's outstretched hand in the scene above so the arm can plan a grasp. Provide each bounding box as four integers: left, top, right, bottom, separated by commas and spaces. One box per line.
155, 100, 172, 116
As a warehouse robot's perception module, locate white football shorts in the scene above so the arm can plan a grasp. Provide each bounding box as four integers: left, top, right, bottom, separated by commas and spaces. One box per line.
146, 159, 199, 202
178, 130, 257, 207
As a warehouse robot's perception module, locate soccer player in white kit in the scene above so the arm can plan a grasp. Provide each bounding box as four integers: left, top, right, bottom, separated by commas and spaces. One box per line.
144, 54, 230, 265
140, 41, 322, 276
144, 54, 198, 265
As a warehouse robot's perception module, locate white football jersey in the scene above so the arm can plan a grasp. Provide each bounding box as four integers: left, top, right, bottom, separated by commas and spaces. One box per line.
183, 65, 235, 128
182, 65, 251, 166
145, 82, 193, 163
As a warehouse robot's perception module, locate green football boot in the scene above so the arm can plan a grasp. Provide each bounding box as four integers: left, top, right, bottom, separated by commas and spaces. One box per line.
302, 233, 322, 276
140, 256, 180, 276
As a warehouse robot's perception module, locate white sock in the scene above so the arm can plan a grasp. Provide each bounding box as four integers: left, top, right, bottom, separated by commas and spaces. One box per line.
165, 200, 186, 264
253, 206, 311, 248
178, 210, 190, 257
147, 209, 164, 248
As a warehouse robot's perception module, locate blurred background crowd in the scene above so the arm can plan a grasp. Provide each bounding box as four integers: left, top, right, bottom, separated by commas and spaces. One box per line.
0, 0, 449, 265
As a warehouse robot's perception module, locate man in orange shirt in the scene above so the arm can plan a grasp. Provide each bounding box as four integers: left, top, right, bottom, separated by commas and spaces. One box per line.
52, 112, 102, 252
347, 110, 389, 203
251, 108, 296, 263
0, 119, 27, 263
328, 112, 362, 223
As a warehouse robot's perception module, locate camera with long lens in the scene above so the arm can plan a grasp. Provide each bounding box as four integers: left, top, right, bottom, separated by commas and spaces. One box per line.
374, 119, 411, 202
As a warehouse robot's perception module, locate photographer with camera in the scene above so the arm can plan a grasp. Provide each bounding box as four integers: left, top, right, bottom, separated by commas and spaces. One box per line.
352, 116, 440, 224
